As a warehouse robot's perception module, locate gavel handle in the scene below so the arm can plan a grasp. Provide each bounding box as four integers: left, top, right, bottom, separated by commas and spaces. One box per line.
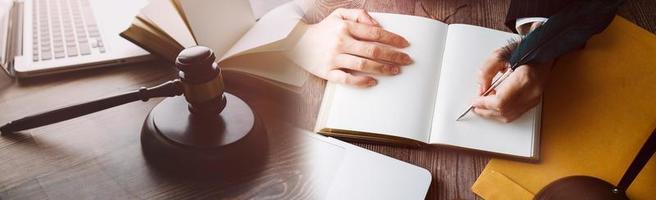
616, 127, 656, 192
0, 80, 183, 133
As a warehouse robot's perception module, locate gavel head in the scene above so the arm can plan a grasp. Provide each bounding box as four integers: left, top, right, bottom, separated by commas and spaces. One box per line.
175, 46, 226, 116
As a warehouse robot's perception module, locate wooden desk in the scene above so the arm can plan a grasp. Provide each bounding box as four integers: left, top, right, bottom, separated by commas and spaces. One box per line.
297, 0, 656, 199
0, 62, 331, 199
1, 0, 654, 199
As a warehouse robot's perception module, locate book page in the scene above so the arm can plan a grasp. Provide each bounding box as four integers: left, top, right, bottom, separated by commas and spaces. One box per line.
140, 0, 196, 48
176, 0, 255, 58
429, 24, 538, 157
249, 0, 292, 19
218, 2, 307, 86
319, 13, 448, 143
220, 1, 304, 60
219, 51, 307, 87
176, 0, 307, 86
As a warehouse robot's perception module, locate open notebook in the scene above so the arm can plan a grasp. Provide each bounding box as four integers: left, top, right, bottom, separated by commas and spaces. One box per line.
315, 13, 542, 159
120, 0, 308, 91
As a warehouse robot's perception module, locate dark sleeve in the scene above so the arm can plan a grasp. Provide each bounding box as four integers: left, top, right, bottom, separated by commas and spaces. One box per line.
505, 0, 572, 32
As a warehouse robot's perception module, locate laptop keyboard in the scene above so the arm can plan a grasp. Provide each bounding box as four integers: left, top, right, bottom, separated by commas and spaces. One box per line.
32, 0, 105, 62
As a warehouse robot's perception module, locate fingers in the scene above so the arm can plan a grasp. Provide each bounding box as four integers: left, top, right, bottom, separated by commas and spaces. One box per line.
471, 95, 517, 123
332, 8, 409, 48
473, 108, 521, 123
472, 95, 503, 112
333, 8, 379, 26
472, 108, 501, 120
478, 52, 508, 95
333, 54, 400, 75
471, 82, 539, 123
469, 51, 548, 123
348, 22, 409, 48
311, 8, 411, 88
326, 69, 377, 88
342, 39, 412, 65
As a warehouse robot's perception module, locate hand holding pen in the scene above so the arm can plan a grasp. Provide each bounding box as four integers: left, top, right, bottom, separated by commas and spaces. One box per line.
456, 49, 553, 123
456, 0, 621, 122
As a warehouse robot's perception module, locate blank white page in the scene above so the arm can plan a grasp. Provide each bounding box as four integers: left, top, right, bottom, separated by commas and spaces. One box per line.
248, 0, 291, 19
176, 0, 255, 58
141, 0, 196, 48
429, 24, 538, 157
220, 2, 304, 60
322, 13, 448, 142
217, 2, 308, 87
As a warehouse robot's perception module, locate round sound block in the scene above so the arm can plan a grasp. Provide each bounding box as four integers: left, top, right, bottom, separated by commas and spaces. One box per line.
140, 93, 267, 178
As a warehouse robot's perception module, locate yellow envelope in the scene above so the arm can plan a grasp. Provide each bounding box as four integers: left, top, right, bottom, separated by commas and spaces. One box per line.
472, 16, 656, 200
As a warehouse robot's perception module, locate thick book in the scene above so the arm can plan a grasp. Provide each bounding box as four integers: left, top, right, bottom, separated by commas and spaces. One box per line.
120, 0, 309, 91
315, 13, 542, 159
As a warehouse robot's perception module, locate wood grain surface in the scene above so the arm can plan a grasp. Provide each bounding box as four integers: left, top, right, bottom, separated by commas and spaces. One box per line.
1, 0, 654, 199
297, 0, 656, 200
0, 62, 330, 200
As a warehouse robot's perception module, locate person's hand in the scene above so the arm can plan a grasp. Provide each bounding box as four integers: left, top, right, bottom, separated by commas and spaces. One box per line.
287, 8, 412, 87
472, 49, 553, 123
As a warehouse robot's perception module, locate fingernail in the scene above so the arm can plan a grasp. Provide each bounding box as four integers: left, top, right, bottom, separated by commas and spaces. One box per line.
401, 38, 410, 47
402, 54, 413, 64
367, 79, 377, 86
386, 66, 400, 75
395, 38, 410, 48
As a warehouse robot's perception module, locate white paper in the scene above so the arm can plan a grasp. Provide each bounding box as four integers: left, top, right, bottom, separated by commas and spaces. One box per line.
141, 0, 196, 48
322, 13, 448, 142
176, 0, 255, 58
429, 24, 537, 157
248, 0, 292, 19
220, 1, 304, 60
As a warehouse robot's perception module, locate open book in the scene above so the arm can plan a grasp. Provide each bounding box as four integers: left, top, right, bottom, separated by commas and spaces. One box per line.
120, 0, 308, 90
315, 13, 542, 159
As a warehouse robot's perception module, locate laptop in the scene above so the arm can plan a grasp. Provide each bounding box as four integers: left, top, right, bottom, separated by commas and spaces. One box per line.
0, 0, 151, 78
302, 131, 432, 199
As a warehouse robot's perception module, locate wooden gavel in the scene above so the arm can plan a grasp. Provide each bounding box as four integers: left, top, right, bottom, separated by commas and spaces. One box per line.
1, 46, 233, 133
1, 45, 267, 175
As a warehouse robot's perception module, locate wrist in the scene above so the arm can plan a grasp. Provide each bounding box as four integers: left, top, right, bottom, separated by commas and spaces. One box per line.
517, 21, 544, 36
